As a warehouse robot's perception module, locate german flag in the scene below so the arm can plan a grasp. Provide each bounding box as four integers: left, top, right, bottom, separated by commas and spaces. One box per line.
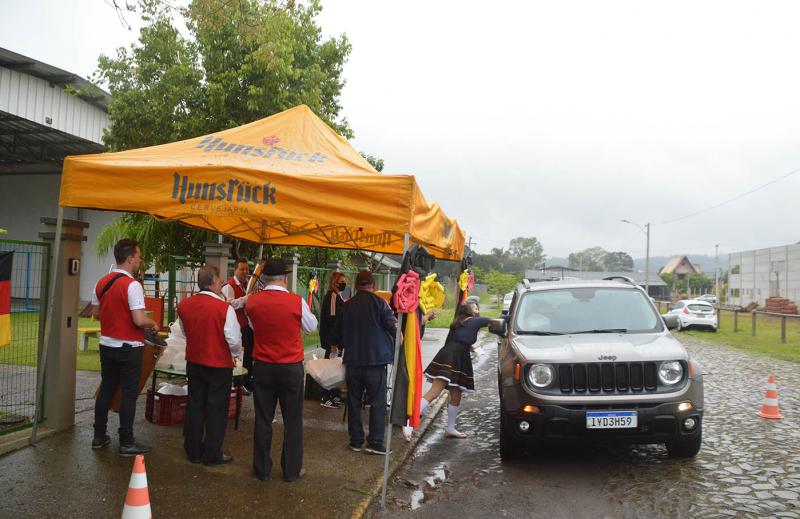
0, 252, 11, 347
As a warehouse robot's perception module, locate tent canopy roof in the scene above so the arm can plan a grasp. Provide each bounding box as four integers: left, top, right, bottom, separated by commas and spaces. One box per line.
59, 105, 465, 261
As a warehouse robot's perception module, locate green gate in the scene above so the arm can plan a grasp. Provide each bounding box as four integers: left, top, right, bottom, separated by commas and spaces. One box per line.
0, 239, 51, 435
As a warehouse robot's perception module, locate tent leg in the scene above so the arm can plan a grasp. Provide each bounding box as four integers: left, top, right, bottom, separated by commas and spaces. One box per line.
381, 233, 409, 508
31, 206, 63, 444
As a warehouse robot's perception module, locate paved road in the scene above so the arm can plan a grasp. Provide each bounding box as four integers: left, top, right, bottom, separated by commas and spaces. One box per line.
376, 333, 800, 518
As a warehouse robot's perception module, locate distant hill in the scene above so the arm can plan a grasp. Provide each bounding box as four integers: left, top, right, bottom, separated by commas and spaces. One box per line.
545, 254, 729, 273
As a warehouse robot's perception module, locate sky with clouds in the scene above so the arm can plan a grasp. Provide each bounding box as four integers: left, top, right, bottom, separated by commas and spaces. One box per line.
2, 0, 799, 260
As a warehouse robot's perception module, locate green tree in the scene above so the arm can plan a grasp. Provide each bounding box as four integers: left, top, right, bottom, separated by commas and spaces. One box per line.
359, 152, 384, 172
568, 246, 607, 271
93, 0, 353, 268
603, 251, 634, 272
485, 269, 518, 303
508, 236, 545, 268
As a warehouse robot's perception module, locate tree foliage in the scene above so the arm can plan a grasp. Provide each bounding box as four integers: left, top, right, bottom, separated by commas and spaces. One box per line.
470, 236, 545, 278
92, 0, 358, 269
568, 246, 607, 271
485, 269, 519, 301
603, 251, 634, 272
508, 236, 545, 268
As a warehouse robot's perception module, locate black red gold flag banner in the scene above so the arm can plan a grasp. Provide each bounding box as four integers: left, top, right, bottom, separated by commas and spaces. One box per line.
0, 251, 12, 347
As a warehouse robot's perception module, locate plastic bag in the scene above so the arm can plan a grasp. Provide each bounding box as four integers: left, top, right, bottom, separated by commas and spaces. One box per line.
305, 357, 345, 390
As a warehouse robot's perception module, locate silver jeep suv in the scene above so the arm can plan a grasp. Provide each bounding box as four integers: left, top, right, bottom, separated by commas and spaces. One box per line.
490, 277, 703, 459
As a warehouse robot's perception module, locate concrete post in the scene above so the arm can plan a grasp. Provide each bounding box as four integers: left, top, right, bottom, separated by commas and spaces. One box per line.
203, 242, 232, 280
326, 260, 342, 272
38, 217, 88, 431
282, 254, 300, 293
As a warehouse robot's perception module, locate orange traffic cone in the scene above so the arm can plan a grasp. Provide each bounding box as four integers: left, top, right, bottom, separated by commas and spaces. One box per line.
122, 455, 152, 519
757, 374, 784, 420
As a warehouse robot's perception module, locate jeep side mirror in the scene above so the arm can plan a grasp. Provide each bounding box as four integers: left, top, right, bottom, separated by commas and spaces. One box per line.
488, 318, 507, 337
663, 314, 679, 330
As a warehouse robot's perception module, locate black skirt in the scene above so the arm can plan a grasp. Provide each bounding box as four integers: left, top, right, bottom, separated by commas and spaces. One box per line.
423, 339, 474, 392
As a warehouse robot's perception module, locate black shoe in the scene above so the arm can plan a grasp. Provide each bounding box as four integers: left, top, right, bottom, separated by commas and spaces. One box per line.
189, 457, 201, 464
320, 399, 341, 409
364, 444, 391, 455
119, 442, 152, 457
284, 467, 306, 483
91, 435, 110, 449
204, 453, 233, 466
348, 444, 363, 453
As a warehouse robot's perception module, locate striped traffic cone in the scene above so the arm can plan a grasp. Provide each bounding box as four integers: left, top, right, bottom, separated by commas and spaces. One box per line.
757, 374, 784, 420
122, 455, 152, 518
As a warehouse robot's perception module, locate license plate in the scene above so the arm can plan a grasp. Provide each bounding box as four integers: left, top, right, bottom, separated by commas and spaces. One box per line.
586, 411, 637, 429
693, 312, 708, 317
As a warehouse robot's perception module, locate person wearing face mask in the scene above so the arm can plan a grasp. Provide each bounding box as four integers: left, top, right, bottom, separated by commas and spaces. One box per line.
318, 272, 347, 408
419, 300, 491, 438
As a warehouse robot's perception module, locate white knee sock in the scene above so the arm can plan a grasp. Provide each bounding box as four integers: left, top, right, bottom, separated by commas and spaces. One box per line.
420, 398, 430, 414
446, 404, 460, 433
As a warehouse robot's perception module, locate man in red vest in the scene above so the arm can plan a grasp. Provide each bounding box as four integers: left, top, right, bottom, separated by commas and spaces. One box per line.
246, 258, 318, 482
178, 265, 242, 465
221, 258, 253, 392
90, 239, 157, 456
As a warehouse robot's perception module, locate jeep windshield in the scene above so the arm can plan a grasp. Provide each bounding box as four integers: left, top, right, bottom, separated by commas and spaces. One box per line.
513, 287, 663, 335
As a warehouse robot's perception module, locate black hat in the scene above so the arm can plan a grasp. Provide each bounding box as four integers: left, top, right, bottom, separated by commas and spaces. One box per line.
262, 258, 291, 276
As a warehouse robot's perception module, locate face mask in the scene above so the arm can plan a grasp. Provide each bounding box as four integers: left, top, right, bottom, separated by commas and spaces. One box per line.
337, 282, 347, 291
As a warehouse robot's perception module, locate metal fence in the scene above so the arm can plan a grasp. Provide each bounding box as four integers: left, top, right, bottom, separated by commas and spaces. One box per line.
721, 308, 800, 345
0, 239, 50, 435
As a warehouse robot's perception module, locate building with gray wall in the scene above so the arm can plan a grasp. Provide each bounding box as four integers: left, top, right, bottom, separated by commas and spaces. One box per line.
727, 243, 800, 307
0, 47, 119, 302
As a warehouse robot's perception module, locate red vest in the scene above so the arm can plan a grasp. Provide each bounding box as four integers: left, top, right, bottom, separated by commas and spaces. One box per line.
95, 272, 144, 343
248, 290, 303, 364
178, 293, 234, 368
226, 278, 249, 329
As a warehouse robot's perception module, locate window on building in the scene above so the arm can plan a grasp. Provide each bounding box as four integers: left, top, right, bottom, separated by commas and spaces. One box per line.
731, 265, 740, 274
731, 288, 740, 297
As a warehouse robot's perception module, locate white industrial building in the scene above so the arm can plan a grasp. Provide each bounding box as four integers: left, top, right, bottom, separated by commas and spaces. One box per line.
727, 243, 800, 307
0, 47, 118, 301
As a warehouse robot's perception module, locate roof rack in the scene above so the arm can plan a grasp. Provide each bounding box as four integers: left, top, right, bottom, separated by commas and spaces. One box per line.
602, 275, 636, 285
521, 279, 531, 289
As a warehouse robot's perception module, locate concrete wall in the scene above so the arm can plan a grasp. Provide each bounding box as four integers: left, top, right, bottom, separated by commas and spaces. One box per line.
0, 172, 117, 302
728, 244, 800, 307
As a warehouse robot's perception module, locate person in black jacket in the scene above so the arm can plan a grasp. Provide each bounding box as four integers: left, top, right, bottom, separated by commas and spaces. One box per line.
333, 271, 397, 455
319, 271, 347, 409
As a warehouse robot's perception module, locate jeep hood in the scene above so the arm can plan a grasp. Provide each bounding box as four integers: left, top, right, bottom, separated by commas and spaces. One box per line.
510, 332, 688, 363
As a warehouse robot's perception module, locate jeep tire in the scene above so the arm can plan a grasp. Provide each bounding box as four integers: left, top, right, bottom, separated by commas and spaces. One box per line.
665, 428, 702, 458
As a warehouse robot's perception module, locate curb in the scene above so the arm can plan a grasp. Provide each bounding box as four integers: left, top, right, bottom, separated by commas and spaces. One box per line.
350, 391, 449, 519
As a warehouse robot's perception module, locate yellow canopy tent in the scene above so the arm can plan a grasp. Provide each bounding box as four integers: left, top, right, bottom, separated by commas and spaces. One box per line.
58, 104, 464, 260
38, 106, 465, 499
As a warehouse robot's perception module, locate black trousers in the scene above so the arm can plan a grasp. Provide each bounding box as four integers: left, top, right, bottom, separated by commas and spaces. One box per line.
241, 326, 254, 387
184, 362, 233, 463
320, 347, 341, 401
345, 365, 387, 449
94, 344, 143, 445
252, 361, 304, 481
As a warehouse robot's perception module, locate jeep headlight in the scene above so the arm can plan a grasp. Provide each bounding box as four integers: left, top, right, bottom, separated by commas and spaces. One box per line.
658, 361, 683, 385
527, 364, 554, 388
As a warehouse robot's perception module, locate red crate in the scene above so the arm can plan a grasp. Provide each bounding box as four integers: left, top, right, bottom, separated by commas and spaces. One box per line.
145, 388, 187, 425
146, 386, 240, 425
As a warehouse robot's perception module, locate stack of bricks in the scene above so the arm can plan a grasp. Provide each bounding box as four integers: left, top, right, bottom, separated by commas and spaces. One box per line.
763, 297, 799, 315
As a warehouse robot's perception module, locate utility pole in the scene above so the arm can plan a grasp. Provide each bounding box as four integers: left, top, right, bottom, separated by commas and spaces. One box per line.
645, 223, 651, 297
715, 244, 720, 303
466, 236, 475, 254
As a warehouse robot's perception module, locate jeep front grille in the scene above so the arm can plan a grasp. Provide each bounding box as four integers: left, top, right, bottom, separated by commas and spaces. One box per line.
557, 362, 658, 394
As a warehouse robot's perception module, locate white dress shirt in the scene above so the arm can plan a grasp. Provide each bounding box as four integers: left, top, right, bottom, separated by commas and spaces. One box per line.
90, 268, 145, 348
177, 291, 243, 358
247, 285, 318, 333
220, 276, 248, 310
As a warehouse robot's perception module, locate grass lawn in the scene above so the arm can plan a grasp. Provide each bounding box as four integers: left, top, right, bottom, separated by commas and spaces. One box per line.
426, 292, 503, 328
1, 314, 321, 373
681, 310, 800, 364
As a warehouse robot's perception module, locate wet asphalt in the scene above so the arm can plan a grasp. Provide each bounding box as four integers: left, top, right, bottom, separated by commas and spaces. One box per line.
375, 333, 800, 519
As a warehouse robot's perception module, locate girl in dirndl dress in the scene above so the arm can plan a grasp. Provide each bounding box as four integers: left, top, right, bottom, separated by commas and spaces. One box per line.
420, 300, 491, 438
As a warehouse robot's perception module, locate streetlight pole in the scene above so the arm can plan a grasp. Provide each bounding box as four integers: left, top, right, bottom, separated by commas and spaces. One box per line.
621, 220, 651, 296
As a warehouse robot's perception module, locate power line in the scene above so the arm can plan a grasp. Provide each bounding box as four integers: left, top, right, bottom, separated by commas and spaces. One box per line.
656, 167, 800, 226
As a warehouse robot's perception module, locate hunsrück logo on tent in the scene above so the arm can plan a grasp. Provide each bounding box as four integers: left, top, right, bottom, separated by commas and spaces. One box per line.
171, 173, 277, 207
195, 135, 327, 163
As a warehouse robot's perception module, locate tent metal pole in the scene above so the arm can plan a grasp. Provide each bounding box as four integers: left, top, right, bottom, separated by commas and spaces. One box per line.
381, 232, 409, 507
31, 205, 64, 444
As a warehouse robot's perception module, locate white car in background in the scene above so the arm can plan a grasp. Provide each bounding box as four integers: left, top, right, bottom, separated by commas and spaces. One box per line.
667, 299, 717, 332
502, 292, 514, 314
